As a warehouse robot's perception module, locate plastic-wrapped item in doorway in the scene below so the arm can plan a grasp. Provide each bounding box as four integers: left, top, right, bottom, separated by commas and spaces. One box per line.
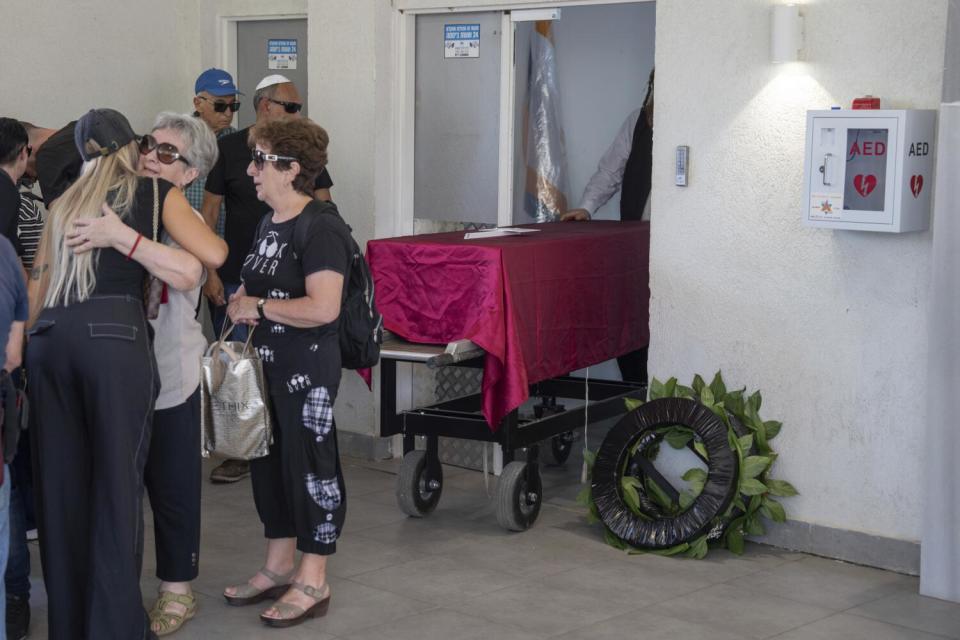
523, 20, 569, 223
591, 398, 741, 549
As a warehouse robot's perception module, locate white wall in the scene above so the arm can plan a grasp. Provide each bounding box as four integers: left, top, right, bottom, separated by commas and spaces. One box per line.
0, 0, 200, 133
652, 0, 947, 541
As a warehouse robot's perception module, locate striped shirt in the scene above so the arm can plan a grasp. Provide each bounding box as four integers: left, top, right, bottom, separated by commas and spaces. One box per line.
17, 192, 44, 270
183, 124, 236, 238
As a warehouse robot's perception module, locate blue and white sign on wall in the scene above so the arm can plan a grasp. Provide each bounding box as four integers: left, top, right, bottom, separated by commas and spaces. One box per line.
444, 24, 480, 59
268, 39, 298, 70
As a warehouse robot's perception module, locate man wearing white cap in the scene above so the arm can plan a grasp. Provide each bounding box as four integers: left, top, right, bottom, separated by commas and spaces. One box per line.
200, 74, 333, 484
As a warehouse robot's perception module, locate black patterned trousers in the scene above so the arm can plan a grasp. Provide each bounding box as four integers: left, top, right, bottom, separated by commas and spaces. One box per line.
251, 383, 347, 555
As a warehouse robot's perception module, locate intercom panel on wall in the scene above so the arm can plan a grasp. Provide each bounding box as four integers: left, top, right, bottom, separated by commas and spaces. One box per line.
803, 109, 936, 232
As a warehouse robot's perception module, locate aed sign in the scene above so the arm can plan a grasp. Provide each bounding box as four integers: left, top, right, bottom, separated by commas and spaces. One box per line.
802, 109, 936, 233
444, 24, 480, 58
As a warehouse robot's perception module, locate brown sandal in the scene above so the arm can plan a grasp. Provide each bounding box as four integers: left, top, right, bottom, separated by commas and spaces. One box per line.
259, 582, 331, 628
223, 567, 295, 606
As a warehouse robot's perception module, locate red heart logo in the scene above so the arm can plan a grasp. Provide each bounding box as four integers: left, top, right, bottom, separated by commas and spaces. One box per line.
854, 174, 877, 198
910, 174, 924, 198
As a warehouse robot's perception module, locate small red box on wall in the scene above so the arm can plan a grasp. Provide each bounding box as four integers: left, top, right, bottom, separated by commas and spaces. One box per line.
852, 95, 881, 109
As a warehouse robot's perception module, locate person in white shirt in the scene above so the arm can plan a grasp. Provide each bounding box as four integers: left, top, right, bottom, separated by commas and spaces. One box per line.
561, 68, 654, 383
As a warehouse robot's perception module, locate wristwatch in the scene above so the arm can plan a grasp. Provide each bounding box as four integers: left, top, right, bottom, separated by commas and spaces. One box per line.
257, 298, 267, 320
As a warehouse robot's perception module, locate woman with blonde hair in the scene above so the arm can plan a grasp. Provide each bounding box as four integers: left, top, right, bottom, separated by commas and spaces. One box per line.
26, 108, 226, 640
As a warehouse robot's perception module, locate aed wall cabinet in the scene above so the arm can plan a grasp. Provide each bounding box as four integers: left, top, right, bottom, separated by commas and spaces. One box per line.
802, 109, 936, 232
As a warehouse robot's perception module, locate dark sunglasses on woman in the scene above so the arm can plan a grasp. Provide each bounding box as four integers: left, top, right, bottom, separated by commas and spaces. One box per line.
199, 96, 241, 113
267, 98, 303, 114
251, 148, 297, 171
138, 135, 190, 166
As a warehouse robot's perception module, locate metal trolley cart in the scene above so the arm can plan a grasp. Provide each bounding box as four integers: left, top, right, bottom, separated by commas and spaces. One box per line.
379, 333, 645, 531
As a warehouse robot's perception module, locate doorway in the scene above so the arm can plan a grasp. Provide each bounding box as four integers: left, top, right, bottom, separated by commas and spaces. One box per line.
236, 18, 309, 129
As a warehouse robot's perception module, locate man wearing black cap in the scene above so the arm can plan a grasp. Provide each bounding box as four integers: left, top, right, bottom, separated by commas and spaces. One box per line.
201, 74, 333, 484
20, 121, 80, 211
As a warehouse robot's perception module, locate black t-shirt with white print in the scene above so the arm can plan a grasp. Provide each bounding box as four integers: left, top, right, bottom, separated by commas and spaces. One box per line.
242, 202, 350, 394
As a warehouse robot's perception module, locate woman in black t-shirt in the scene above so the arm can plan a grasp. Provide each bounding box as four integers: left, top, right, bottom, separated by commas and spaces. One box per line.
224, 118, 348, 628
25, 109, 226, 640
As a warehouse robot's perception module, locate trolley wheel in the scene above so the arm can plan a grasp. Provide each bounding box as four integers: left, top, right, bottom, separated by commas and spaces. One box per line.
496, 461, 542, 531
396, 449, 443, 517
543, 431, 575, 466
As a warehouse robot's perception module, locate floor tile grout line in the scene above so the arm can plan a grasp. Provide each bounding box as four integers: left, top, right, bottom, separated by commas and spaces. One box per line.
842, 608, 960, 640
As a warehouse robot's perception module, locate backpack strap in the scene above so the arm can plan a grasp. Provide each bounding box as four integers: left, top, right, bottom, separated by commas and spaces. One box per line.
292, 199, 348, 259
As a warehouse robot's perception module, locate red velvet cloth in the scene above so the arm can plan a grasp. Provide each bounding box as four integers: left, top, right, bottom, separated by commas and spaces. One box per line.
367, 221, 650, 430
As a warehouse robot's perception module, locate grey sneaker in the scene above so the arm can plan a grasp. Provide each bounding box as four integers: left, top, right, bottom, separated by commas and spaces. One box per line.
210, 459, 251, 483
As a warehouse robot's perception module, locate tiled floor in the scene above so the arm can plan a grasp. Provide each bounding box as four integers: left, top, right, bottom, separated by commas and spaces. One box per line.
23, 449, 960, 639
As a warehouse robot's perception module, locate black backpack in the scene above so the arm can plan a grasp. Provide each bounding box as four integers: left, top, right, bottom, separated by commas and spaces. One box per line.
293, 200, 382, 369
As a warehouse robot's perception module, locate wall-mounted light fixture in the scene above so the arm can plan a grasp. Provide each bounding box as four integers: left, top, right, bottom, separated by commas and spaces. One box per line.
771, 4, 804, 63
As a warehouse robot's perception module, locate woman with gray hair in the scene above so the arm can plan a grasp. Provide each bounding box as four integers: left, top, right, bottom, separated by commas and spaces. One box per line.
67, 111, 221, 636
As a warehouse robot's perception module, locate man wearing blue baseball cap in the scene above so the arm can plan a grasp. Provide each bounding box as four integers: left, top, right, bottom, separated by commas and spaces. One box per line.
193, 68, 242, 138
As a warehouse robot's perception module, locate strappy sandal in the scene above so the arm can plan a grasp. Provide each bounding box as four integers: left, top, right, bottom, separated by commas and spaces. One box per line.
259, 582, 331, 628
149, 590, 197, 637
223, 567, 295, 606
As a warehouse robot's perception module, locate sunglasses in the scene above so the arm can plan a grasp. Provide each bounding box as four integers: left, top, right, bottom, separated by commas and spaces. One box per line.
267, 98, 303, 114
251, 148, 297, 171
198, 96, 241, 113
138, 134, 190, 166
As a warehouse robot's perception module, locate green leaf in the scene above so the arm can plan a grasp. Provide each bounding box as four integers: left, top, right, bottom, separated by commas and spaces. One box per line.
742, 456, 772, 479
748, 390, 762, 413
624, 397, 644, 412
603, 527, 628, 550
678, 490, 695, 510
709, 371, 727, 401
746, 494, 762, 516
649, 377, 666, 400
575, 485, 591, 507
663, 377, 678, 398
739, 478, 768, 496
733, 496, 746, 511
645, 477, 677, 513
699, 385, 715, 407
693, 441, 709, 461
692, 374, 706, 394
682, 467, 707, 495
650, 542, 690, 557
761, 496, 787, 522
583, 450, 597, 469
676, 385, 695, 399
737, 434, 754, 452
725, 521, 745, 554
766, 479, 799, 497
745, 514, 766, 536
621, 476, 642, 514
686, 535, 709, 559
665, 427, 693, 449
725, 389, 745, 417
764, 420, 783, 440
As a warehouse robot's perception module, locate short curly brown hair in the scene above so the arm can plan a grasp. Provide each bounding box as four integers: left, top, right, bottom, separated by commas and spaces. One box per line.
248, 119, 329, 195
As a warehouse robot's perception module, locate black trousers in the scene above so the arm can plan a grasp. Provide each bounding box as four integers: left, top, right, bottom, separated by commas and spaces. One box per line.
617, 347, 648, 385
26, 296, 157, 640
251, 384, 346, 555
145, 387, 201, 582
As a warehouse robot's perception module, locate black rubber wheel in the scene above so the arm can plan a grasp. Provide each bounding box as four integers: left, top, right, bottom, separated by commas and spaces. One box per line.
396, 450, 443, 517
543, 431, 575, 466
592, 397, 740, 549
496, 461, 542, 531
